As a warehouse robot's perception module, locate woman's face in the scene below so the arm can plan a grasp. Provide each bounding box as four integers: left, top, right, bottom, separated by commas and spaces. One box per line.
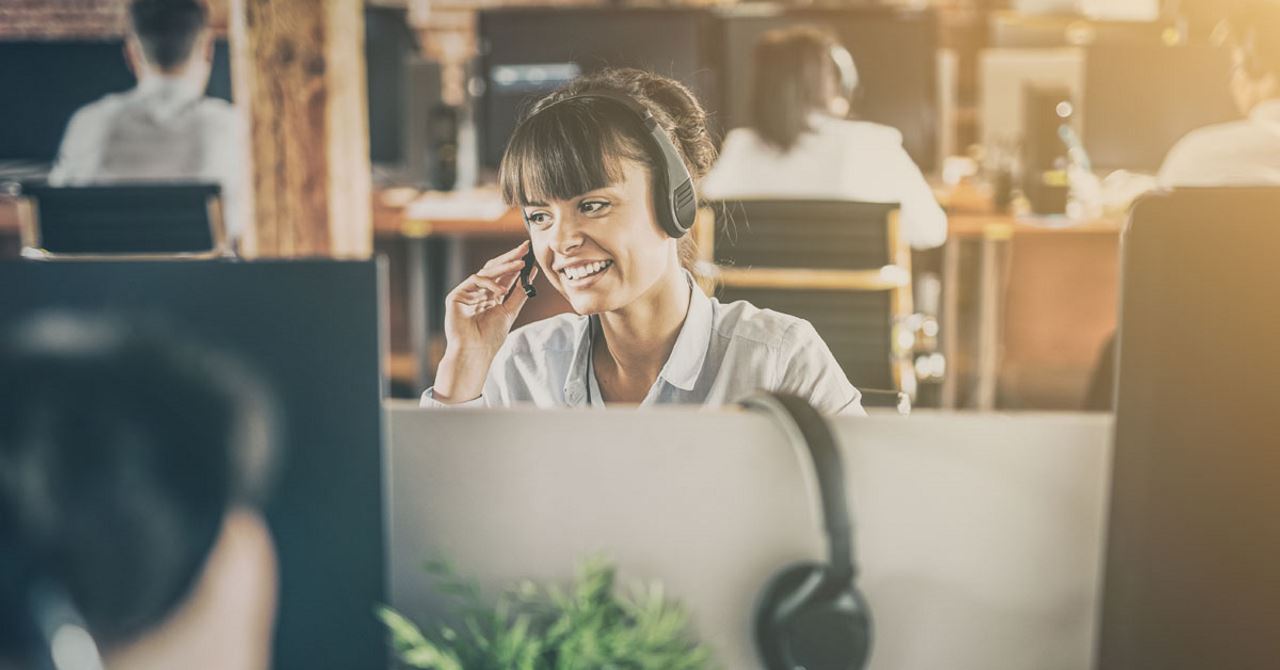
523, 159, 679, 315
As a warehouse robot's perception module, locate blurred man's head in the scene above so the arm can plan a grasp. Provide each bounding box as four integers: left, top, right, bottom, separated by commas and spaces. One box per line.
1223, 1, 1280, 114
125, 0, 213, 83
0, 313, 279, 670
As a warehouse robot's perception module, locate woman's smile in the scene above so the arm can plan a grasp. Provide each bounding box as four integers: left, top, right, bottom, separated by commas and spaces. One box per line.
559, 259, 615, 286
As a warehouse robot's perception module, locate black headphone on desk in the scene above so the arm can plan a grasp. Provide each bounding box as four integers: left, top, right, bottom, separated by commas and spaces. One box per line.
512, 89, 700, 298
740, 391, 872, 670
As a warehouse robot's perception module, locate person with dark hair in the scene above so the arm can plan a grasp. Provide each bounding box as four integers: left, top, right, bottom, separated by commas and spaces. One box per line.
1158, 0, 1280, 186
701, 26, 947, 250
0, 312, 279, 670
421, 68, 864, 414
48, 0, 250, 252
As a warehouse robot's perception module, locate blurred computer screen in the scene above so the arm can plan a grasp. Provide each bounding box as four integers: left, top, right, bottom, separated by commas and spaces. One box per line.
1083, 43, 1237, 172
0, 259, 388, 670
476, 7, 718, 171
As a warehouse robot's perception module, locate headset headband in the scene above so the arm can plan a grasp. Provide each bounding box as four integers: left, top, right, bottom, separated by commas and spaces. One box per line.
829, 43, 859, 102
741, 392, 856, 579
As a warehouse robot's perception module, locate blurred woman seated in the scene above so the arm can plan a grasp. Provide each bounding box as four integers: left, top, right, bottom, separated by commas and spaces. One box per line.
0, 313, 279, 670
702, 26, 947, 250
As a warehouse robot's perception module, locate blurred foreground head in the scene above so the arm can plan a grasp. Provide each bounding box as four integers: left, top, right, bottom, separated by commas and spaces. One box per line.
0, 312, 280, 670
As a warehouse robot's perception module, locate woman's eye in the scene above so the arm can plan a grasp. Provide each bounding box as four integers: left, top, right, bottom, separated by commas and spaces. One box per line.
579, 200, 610, 215
526, 211, 552, 227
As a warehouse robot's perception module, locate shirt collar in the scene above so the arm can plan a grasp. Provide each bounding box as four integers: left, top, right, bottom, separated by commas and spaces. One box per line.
134, 75, 204, 121
563, 316, 593, 407
658, 270, 713, 391
561, 270, 712, 402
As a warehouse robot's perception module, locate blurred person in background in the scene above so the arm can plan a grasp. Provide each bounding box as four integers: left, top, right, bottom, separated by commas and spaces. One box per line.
48, 0, 249, 252
702, 26, 947, 250
1159, 0, 1280, 186
0, 313, 279, 670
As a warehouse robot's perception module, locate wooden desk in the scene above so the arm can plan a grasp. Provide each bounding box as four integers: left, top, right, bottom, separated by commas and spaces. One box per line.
943, 212, 1123, 410
0, 199, 22, 259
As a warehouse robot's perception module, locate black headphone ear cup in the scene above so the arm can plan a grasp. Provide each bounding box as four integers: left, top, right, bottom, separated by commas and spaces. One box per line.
756, 562, 872, 670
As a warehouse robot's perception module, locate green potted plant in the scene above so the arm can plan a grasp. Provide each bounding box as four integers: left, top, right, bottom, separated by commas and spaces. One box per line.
378, 555, 713, 670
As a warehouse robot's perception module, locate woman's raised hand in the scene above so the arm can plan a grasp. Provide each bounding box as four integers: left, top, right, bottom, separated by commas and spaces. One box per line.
432, 240, 537, 403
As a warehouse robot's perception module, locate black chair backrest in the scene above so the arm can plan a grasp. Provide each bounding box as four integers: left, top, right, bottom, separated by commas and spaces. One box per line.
709, 199, 904, 391
722, 285, 896, 391
20, 183, 222, 257
712, 200, 898, 270
1099, 187, 1280, 670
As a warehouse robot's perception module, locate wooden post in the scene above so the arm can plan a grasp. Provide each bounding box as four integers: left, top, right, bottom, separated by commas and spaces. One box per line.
229, 0, 371, 257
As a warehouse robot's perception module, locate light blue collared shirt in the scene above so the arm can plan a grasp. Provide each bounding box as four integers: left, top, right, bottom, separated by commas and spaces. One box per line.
422, 272, 865, 415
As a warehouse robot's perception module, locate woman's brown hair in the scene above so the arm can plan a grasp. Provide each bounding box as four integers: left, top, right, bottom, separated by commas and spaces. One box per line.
498, 68, 717, 274
751, 26, 846, 152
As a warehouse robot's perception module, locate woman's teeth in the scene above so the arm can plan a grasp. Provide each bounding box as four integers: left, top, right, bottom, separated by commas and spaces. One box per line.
562, 260, 612, 281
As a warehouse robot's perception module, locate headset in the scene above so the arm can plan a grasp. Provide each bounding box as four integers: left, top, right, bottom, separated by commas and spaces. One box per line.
512, 90, 699, 299
740, 391, 872, 670
829, 43, 860, 107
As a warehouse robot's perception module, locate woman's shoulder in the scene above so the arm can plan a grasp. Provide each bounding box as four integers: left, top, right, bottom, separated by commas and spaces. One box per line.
710, 297, 818, 349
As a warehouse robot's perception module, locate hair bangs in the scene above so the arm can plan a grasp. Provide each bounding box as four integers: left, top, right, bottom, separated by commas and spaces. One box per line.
499, 101, 649, 207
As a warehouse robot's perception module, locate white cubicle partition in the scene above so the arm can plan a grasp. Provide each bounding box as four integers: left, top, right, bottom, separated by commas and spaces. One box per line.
386, 404, 1112, 670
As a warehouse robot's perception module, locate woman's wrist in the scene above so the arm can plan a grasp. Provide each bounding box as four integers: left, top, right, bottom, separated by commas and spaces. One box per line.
432, 347, 497, 403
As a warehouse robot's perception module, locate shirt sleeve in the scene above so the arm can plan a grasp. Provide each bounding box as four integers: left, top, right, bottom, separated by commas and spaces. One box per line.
774, 319, 866, 416
419, 387, 489, 409
889, 144, 948, 250
203, 106, 252, 252
418, 339, 518, 409
48, 106, 104, 186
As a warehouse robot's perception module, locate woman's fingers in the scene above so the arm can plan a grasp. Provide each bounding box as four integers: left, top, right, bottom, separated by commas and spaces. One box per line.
448, 244, 533, 313
483, 240, 531, 269
467, 274, 506, 296
476, 257, 524, 277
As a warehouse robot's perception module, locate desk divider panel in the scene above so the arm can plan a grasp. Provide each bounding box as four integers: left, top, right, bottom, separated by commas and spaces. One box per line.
387, 406, 1111, 670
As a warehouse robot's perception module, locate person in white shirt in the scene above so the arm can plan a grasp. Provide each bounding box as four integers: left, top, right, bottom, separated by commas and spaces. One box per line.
1159, 1, 1280, 187
701, 26, 947, 250
422, 69, 864, 415
48, 0, 249, 252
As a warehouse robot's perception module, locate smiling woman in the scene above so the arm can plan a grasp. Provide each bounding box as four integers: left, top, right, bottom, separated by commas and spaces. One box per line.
421, 68, 865, 414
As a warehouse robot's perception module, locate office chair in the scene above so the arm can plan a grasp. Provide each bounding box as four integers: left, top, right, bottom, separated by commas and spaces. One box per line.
703, 200, 916, 405
1099, 187, 1280, 669
12, 183, 227, 260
